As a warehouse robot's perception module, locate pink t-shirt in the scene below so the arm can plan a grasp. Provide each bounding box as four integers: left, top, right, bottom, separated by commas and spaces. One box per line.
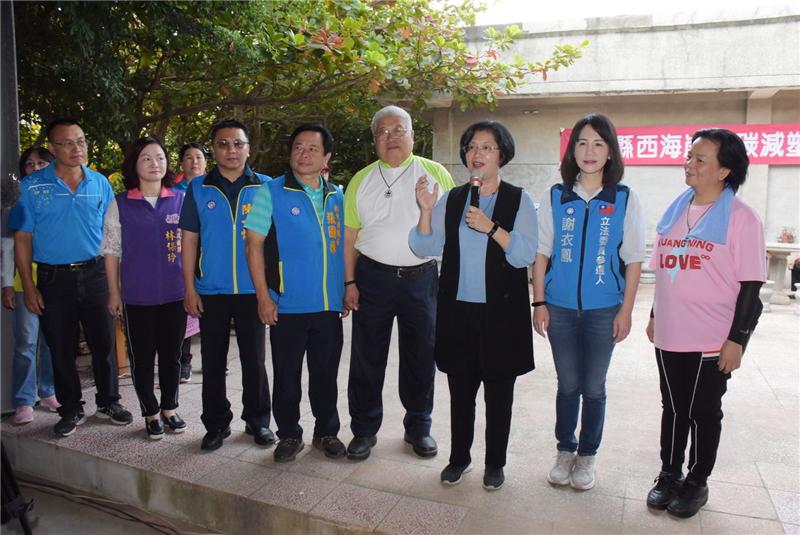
651, 197, 766, 352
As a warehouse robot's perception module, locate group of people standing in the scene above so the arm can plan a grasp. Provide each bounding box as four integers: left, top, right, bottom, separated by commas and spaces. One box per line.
3, 105, 765, 520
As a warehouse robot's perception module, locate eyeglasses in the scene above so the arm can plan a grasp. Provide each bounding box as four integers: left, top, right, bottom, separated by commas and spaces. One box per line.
465, 144, 499, 154
214, 139, 249, 150
375, 126, 410, 140
51, 139, 88, 150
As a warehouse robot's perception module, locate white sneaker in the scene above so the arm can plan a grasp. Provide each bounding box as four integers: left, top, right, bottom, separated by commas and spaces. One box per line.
547, 451, 576, 486
570, 455, 596, 490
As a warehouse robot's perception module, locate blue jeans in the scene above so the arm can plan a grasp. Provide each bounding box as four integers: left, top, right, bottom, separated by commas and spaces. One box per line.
547, 303, 619, 456
12, 291, 56, 407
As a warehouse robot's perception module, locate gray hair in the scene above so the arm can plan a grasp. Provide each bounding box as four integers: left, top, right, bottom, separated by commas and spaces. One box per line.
371, 105, 413, 136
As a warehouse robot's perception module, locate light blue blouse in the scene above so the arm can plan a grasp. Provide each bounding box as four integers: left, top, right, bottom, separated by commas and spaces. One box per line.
409, 188, 538, 303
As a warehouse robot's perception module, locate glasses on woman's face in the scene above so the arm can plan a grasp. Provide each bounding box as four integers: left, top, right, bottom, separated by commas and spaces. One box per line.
465, 143, 499, 154
213, 139, 249, 151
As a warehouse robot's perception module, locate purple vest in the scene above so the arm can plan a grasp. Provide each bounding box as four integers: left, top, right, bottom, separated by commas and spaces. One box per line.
117, 188, 185, 305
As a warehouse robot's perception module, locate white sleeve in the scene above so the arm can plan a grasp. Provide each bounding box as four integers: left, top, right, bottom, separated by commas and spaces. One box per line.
536, 187, 555, 258
100, 199, 122, 258
620, 188, 646, 264
1, 236, 14, 287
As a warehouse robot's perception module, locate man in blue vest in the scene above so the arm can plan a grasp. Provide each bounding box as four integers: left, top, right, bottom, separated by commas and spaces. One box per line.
10, 118, 133, 437
244, 124, 346, 462
179, 119, 274, 451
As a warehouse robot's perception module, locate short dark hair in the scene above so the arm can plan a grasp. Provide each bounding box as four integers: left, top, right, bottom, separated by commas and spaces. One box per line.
210, 119, 250, 143
691, 128, 749, 192
45, 118, 82, 141
560, 113, 624, 187
179, 142, 209, 161
19, 146, 55, 177
459, 120, 516, 168
121, 137, 176, 191
288, 123, 334, 155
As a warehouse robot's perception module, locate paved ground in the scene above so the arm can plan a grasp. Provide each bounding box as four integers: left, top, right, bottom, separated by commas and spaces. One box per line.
2, 284, 798, 534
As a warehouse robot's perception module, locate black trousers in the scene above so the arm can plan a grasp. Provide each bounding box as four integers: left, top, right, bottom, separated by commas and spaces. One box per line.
348, 257, 437, 438
655, 348, 730, 483
180, 337, 193, 365
447, 301, 517, 469
37, 260, 120, 418
270, 311, 343, 440
123, 300, 186, 417
199, 294, 270, 431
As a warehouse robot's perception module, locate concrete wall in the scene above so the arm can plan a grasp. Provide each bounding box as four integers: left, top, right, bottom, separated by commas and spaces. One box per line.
463, 5, 800, 96
430, 7, 800, 241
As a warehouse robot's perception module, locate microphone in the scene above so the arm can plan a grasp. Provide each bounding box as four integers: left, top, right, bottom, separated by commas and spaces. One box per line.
469, 172, 483, 209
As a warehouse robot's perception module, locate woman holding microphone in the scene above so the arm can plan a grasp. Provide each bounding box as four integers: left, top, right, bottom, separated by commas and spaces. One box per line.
410, 120, 537, 490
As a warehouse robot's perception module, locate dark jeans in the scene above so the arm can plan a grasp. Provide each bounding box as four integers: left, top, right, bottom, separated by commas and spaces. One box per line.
446, 301, 517, 469
655, 348, 730, 483
348, 257, 437, 438
270, 311, 343, 440
37, 260, 119, 418
123, 300, 186, 417
199, 293, 270, 431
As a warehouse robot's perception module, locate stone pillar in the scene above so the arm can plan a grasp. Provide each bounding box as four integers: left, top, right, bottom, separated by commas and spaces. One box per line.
741, 92, 775, 223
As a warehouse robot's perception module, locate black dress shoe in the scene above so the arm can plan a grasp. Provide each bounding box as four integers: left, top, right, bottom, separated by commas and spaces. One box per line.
646, 471, 684, 509
245, 422, 276, 446
347, 435, 377, 461
312, 436, 347, 459
160, 413, 187, 434
201, 427, 231, 451
274, 438, 305, 463
667, 479, 709, 518
403, 433, 438, 458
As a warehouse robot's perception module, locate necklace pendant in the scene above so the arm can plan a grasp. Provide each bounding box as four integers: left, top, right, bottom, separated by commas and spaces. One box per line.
384, 190, 392, 198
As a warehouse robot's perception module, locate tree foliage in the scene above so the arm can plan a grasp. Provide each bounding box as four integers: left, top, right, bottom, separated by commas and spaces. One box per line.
16, 0, 585, 181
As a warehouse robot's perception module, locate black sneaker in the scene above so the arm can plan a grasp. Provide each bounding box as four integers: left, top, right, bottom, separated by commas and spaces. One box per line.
146, 418, 165, 440
441, 463, 472, 485
312, 436, 347, 459
54, 411, 86, 437
95, 403, 133, 425
274, 438, 304, 463
483, 466, 505, 490
647, 471, 684, 510
179, 363, 192, 384
667, 478, 708, 518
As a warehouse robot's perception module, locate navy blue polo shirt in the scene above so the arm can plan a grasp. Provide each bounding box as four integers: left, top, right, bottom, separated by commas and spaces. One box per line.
179, 165, 256, 233
9, 164, 114, 264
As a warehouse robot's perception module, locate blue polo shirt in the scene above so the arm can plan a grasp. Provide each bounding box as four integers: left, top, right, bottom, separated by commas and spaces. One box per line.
9, 164, 113, 264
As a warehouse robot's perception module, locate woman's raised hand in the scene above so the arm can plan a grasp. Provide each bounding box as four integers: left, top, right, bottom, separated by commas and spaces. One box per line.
415, 176, 438, 212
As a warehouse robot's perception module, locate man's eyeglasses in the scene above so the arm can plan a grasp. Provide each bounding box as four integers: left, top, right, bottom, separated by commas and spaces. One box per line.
375, 126, 410, 140
51, 139, 88, 150
465, 144, 499, 154
214, 139, 249, 150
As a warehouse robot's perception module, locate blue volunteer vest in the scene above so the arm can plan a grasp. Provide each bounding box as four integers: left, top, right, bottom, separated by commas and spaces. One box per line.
191, 170, 269, 295
545, 183, 629, 310
264, 174, 344, 313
